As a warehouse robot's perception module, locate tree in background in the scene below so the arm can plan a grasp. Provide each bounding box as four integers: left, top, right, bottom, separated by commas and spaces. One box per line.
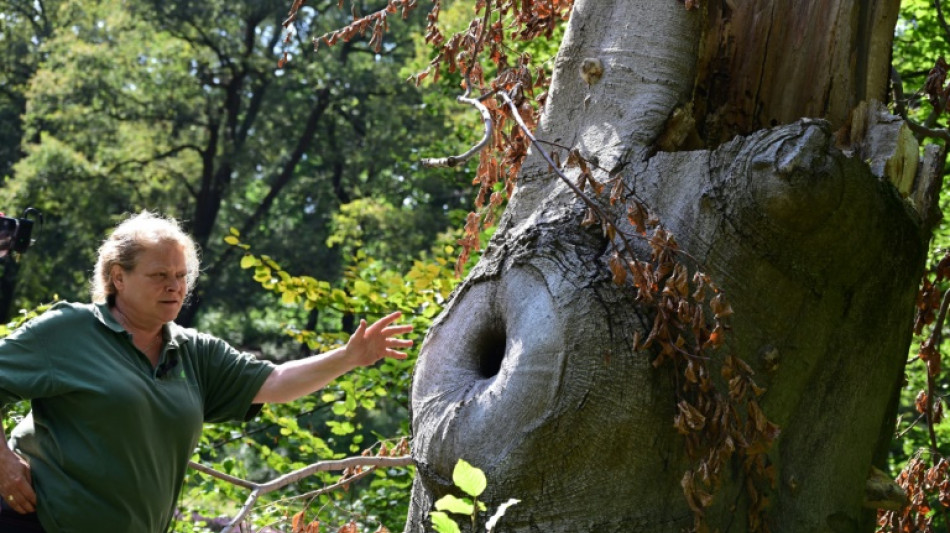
0, 0, 470, 336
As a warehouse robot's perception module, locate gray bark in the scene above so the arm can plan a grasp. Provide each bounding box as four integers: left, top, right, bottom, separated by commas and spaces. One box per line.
406, 1, 933, 531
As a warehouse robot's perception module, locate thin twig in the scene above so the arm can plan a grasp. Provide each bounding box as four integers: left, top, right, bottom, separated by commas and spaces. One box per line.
896, 412, 926, 439
292, 463, 380, 500
496, 87, 641, 268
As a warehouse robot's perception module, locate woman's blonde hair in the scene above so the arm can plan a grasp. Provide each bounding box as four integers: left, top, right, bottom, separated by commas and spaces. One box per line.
91, 211, 200, 304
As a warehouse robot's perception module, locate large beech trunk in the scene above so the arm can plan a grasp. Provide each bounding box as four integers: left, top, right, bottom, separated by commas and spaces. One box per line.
406, 1, 938, 531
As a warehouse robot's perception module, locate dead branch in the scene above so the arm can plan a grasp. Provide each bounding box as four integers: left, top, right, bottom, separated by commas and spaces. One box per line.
186, 455, 412, 533
420, 89, 495, 168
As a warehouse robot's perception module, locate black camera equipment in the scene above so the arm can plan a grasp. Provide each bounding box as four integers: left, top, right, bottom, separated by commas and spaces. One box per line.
0, 208, 42, 257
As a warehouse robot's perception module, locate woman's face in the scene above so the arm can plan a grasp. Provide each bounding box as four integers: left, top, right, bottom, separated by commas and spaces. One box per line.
112, 241, 188, 327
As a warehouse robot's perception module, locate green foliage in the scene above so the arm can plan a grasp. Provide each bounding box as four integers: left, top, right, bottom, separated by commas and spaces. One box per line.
450, 459, 487, 499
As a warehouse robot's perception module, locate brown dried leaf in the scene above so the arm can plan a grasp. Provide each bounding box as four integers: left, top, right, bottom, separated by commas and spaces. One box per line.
581, 207, 598, 227
609, 251, 627, 286
747, 400, 769, 434
609, 177, 624, 205
925, 57, 949, 109
916, 390, 929, 415
628, 201, 648, 234
292, 511, 306, 533
710, 293, 733, 319
677, 400, 707, 432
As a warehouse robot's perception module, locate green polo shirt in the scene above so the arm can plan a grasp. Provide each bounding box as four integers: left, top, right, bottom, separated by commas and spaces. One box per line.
0, 302, 276, 532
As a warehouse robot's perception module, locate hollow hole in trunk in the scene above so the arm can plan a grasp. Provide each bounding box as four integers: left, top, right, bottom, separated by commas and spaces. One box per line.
474, 326, 506, 379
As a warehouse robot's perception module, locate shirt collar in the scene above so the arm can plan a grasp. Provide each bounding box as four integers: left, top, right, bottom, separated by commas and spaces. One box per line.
92, 302, 189, 349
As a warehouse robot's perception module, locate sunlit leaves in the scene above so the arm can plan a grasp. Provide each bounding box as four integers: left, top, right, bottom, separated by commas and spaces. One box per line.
430, 511, 461, 533
435, 494, 476, 515
430, 459, 514, 533
452, 458, 487, 498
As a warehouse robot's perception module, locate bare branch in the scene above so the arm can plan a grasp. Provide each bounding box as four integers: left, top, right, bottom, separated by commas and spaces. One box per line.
187, 460, 257, 490
421, 90, 495, 168
258, 455, 411, 491
187, 454, 412, 533
892, 66, 950, 143
291, 463, 379, 501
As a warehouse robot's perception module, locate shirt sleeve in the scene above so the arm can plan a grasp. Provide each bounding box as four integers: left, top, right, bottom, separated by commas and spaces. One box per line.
192, 334, 276, 423
0, 309, 61, 408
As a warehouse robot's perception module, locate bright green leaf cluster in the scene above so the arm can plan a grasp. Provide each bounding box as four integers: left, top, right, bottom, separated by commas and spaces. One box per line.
430, 459, 518, 533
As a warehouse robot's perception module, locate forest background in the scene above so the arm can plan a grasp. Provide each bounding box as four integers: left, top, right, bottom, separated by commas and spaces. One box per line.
0, 0, 949, 531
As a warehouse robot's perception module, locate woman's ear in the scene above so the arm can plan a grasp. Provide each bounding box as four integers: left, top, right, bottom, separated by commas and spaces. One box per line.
111, 265, 125, 292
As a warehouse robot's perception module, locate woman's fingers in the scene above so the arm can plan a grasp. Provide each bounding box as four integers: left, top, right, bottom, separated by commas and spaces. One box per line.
1, 453, 36, 514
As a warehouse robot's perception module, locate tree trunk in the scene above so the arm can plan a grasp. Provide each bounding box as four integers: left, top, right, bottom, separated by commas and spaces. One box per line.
406, 1, 938, 532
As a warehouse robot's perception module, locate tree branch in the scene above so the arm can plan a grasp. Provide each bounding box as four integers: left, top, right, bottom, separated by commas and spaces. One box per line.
421, 90, 495, 168
106, 144, 205, 175
891, 66, 950, 142
187, 455, 412, 533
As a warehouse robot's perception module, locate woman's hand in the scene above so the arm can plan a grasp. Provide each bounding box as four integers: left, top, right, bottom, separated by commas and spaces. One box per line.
253, 311, 414, 404
344, 311, 414, 367
0, 446, 35, 514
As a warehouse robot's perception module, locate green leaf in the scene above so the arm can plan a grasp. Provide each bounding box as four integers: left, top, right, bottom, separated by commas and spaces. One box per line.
430, 511, 462, 533
239, 255, 257, 269
223, 235, 240, 245
253, 266, 272, 282
353, 279, 371, 296
435, 494, 474, 515
453, 459, 487, 497
328, 420, 355, 435
229, 227, 240, 236
280, 290, 299, 305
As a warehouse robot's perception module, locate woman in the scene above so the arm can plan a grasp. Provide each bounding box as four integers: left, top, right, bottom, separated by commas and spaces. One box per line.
0, 211, 413, 532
